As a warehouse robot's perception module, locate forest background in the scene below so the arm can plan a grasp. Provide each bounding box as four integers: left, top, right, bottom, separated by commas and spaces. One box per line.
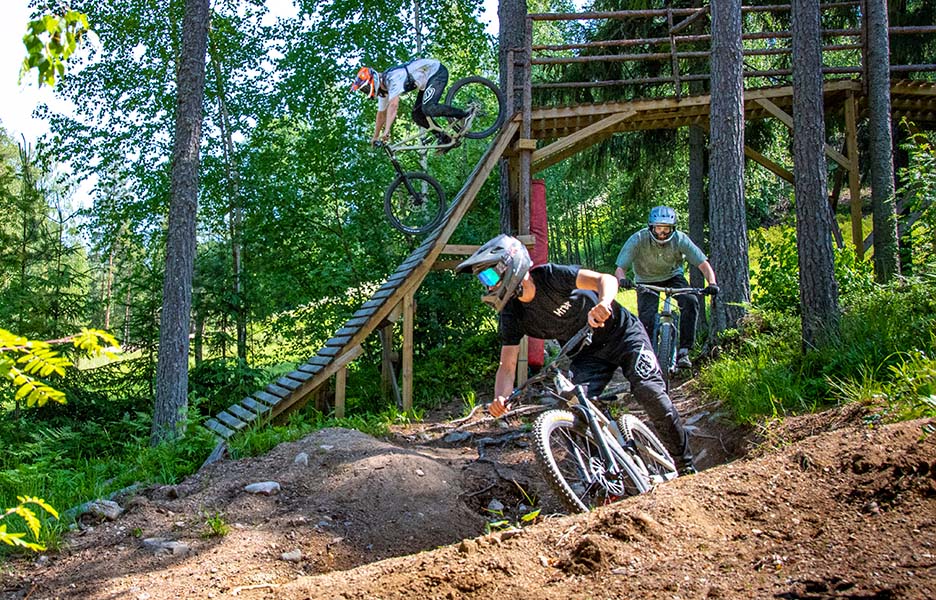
1, 0, 934, 551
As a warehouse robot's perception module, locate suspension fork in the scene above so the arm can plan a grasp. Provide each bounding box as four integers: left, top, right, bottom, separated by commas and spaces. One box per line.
381, 144, 423, 202
570, 389, 626, 476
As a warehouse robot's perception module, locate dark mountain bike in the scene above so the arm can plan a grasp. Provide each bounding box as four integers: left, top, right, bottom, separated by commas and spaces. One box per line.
627, 282, 714, 391
376, 76, 506, 235
505, 325, 678, 513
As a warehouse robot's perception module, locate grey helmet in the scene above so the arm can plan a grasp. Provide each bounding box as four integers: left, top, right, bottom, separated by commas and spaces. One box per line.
456, 234, 532, 312
648, 205, 677, 245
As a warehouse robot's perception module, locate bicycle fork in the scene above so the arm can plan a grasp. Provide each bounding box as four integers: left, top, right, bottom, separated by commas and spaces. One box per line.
568, 390, 649, 498
382, 145, 426, 207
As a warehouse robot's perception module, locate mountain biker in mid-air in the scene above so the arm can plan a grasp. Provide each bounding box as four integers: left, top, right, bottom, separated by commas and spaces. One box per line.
614, 206, 719, 369
351, 58, 468, 152
457, 234, 697, 475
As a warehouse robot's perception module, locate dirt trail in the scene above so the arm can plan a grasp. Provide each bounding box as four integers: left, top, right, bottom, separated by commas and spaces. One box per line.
1, 387, 933, 600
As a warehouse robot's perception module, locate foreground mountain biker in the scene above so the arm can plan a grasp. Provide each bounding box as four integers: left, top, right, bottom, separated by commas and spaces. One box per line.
614, 205, 719, 369
457, 234, 697, 475
351, 58, 468, 152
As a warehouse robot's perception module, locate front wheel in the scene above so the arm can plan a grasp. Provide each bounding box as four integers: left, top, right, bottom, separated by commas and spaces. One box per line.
445, 76, 506, 139
532, 410, 648, 513
617, 414, 677, 484
384, 172, 446, 235
656, 322, 677, 391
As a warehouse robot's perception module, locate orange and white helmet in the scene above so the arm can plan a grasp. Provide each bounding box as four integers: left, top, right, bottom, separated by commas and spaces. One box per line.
351, 66, 379, 98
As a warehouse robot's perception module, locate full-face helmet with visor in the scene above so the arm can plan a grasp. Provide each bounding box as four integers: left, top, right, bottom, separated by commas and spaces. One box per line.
351, 67, 379, 98
647, 205, 677, 245
456, 234, 532, 313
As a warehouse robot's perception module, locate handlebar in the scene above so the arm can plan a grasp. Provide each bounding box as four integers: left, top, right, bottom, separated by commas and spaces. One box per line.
620, 279, 715, 296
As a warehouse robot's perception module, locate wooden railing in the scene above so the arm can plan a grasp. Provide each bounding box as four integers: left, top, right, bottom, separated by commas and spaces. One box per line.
523, 2, 936, 102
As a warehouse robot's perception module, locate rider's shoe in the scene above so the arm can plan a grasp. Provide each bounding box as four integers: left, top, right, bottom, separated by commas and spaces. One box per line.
434, 131, 455, 155
678, 464, 698, 476
676, 348, 692, 369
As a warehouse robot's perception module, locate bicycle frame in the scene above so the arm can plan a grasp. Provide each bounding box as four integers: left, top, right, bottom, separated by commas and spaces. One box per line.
512, 327, 649, 496
385, 106, 480, 154
635, 283, 707, 371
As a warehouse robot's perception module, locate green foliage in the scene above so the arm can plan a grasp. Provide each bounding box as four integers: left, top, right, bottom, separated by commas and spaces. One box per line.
189, 358, 270, 417
200, 511, 230, 538
0, 329, 119, 409
896, 124, 936, 272
0, 496, 59, 552
20, 8, 92, 87
749, 226, 874, 314
701, 277, 936, 423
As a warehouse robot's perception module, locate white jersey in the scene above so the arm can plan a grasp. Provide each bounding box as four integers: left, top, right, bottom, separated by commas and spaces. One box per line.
376, 58, 441, 111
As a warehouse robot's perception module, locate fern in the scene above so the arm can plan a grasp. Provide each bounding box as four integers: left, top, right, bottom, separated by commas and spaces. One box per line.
0, 496, 59, 551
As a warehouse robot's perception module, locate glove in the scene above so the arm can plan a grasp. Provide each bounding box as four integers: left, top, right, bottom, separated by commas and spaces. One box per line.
619, 278, 635, 290
703, 284, 720, 296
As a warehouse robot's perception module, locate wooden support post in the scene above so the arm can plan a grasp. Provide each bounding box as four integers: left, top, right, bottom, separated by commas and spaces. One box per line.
380, 322, 394, 400
517, 336, 529, 387
334, 366, 347, 419
845, 92, 864, 259
401, 290, 414, 415
519, 17, 533, 236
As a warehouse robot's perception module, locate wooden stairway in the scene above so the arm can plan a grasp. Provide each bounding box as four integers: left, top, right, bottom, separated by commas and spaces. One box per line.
202, 117, 520, 453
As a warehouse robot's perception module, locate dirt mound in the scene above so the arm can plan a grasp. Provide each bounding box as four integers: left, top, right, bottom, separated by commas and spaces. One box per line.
1, 398, 933, 600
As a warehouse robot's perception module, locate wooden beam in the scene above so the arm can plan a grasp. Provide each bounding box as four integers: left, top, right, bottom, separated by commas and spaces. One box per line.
744, 146, 793, 183
755, 98, 851, 170
401, 291, 414, 415
844, 92, 864, 259
334, 366, 347, 419
440, 235, 536, 256
532, 109, 637, 172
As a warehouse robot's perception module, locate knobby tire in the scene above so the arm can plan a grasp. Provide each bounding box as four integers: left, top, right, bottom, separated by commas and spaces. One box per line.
656, 322, 676, 391
533, 410, 649, 514
383, 172, 446, 235
445, 76, 506, 139
617, 414, 677, 483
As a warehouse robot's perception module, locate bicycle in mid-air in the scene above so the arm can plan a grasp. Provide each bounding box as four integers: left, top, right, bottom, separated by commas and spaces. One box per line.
375, 76, 506, 235
624, 281, 715, 391
504, 325, 678, 513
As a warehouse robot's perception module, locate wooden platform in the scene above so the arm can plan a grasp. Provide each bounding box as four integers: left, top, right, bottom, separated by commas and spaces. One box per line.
204, 76, 936, 450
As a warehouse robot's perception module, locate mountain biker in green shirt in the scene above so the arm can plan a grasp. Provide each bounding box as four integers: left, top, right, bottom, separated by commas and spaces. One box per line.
614, 206, 719, 369
351, 59, 468, 150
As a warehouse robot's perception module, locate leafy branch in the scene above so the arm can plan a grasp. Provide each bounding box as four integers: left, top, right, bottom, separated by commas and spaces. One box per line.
20, 8, 92, 87
0, 328, 119, 408
0, 497, 59, 552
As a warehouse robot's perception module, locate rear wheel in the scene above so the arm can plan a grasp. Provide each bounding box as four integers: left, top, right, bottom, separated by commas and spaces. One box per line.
384, 172, 446, 235
617, 414, 677, 484
532, 410, 648, 513
445, 76, 506, 139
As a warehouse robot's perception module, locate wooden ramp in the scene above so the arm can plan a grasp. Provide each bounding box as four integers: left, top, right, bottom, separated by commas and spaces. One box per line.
203, 117, 521, 447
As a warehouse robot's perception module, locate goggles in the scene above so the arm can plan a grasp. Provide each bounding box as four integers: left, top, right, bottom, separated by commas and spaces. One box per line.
477, 267, 502, 288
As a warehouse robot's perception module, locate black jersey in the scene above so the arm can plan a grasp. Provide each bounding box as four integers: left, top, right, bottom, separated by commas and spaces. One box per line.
498, 264, 624, 347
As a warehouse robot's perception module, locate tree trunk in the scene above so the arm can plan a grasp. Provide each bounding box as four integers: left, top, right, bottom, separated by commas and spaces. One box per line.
152, 0, 210, 445
498, 0, 527, 233
792, 0, 840, 349
688, 124, 707, 289
866, 0, 900, 282
707, 0, 750, 336
209, 37, 247, 363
